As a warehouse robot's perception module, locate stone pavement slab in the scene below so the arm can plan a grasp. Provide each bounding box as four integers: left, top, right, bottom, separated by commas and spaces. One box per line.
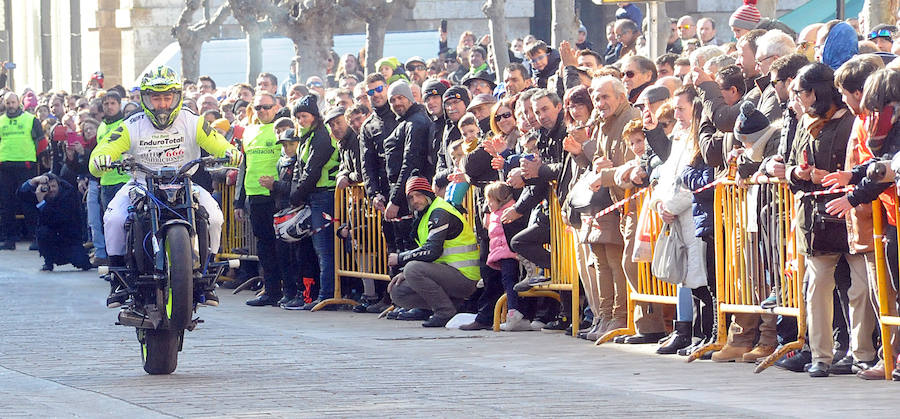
0, 248, 897, 418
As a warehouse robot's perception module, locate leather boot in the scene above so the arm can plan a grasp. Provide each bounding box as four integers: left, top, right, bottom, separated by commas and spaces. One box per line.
711, 344, 752, 362
656, 321, 692, 355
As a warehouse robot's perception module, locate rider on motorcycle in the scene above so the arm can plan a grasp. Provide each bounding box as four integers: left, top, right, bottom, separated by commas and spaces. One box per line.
89, 66, 242, 308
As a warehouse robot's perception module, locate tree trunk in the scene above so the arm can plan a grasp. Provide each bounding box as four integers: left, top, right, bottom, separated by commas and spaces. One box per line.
483, 0, 509, 77
756, 0, 777, 20
295, 29, 335, 82
551, 0, 579, 47
245, 25, 262, 84
365, 20, 387, 76
181, 39, 202, 82
863, 0, 895, 33
648, 1, 668, 60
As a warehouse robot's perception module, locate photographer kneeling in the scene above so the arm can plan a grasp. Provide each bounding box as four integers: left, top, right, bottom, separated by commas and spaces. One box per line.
16, 173, 91, 271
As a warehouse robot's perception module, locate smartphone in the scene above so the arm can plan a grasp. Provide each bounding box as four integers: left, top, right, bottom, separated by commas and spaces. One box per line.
4, 62, 15, 70
440, 19, 447, 33
523, 153, 536, 162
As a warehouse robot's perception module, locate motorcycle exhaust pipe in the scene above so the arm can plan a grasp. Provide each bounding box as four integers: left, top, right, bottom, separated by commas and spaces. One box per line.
117, 310, 157, 329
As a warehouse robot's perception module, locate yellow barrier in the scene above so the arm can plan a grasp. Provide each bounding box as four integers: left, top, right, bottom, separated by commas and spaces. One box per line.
873, 193, 900, 380
595, 187, 678, 344
688, 179, 806, 372
316, 185, 482, 311
215, 182, 257, 260
492, 185, 581, 337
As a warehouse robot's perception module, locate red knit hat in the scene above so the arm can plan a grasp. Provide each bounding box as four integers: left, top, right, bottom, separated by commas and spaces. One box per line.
730, 0, 761, 31
405, 175, 433, 197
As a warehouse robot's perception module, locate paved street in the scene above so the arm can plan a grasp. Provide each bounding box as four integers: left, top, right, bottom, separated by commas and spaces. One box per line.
0, 248, 898, 418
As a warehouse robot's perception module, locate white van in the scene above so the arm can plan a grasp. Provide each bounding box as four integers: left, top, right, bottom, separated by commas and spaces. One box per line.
136, 31, 439, 87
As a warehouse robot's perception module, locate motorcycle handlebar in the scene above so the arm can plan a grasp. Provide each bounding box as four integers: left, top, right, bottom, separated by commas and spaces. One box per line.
110, 156, 230, 177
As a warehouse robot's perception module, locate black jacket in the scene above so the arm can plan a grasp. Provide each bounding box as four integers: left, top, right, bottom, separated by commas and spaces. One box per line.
17, 176, 83, 244
360, 104, 399, 200
273, 154, 296, 210
389, 103, 436, 207
291, 122, 336, 206
337, 128, 363, 184
435, 116, 461, 181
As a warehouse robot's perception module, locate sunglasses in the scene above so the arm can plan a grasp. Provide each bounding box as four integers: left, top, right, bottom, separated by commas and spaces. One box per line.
307, 81, 323, 88
624, 70, 636, 79
869, 28, 894, 40
367, 85, 385, 96
679, 25, 692, 30
254, 104, 275, 111
494, 111, 513, 122
527, 53, 548, 64
408, 64, 426, 71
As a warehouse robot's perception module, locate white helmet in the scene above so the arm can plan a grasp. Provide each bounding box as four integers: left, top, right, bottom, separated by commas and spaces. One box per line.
273, 206, 313, 242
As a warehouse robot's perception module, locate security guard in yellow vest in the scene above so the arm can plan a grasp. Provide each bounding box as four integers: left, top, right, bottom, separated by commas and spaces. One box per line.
289, 95, 340, 310
0, 92, 44, 250
235, 92, 287, 307
388, 174, 480, 327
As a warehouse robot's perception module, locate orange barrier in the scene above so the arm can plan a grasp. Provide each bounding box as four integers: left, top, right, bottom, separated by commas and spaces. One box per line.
493, 185, 581, 337
595, 187, 679, 344
873, 194, 900, 379
688, 180, 806, 372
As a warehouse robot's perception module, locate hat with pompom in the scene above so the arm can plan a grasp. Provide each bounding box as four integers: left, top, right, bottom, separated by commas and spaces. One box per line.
730, 0, 762, 31
734, 101, 770, 144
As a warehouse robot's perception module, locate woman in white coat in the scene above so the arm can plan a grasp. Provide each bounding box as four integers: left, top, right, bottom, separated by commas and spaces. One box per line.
648, 86, 708, 354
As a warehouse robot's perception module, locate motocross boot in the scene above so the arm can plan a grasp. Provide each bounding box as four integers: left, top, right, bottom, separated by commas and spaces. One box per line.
106, 256, 128, 308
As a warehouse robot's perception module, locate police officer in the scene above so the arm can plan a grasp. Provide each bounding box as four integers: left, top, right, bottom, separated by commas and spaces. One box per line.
0, 92, 43, 250
236, 92, 286, 307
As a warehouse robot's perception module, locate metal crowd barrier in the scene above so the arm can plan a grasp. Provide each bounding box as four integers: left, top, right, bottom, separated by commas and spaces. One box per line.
214, 183, 261, 292
314, 184, 384, 310
596, 187, 679, 344
688, 179, 807, 372
492, 184, 581, 336
873, 193, 900, 380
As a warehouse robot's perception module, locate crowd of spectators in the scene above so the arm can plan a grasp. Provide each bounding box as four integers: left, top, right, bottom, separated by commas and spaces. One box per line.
4, 1, 900, 381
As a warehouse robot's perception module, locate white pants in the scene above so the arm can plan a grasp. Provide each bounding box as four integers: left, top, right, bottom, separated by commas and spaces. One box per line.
104, 182, 223, 257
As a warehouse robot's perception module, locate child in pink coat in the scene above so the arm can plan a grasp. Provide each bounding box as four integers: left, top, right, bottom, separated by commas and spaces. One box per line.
484, 181, 531, 331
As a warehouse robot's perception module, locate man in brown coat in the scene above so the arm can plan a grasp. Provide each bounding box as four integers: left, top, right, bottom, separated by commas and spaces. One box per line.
588, 75, 667, 343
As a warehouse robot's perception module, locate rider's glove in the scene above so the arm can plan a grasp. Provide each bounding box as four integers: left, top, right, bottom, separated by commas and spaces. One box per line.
225, 149, 243, 167
92, 155, 113, 172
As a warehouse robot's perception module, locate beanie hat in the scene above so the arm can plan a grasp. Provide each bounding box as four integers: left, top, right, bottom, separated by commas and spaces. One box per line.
730, 0, 761, 31
387, 80, 415, 103
292, 94, 319, 117
822, 22, 860, 70
422, 79, 449, 99
734, 101, 770, 144
615, 4, 643, 26
443, 86, 470, 107
405, 172, 434, 197
375, 56, 401, 71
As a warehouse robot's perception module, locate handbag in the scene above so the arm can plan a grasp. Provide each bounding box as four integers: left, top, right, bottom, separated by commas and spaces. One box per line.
569, 172, 615, 214
651, 222, 687, 285
809, 198, 849, 253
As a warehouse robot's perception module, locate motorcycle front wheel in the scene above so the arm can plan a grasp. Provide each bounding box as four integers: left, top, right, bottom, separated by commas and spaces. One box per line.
163, 225, 194, 330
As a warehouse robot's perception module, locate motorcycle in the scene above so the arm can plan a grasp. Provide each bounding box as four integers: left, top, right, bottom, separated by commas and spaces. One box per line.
99, 155, 239, 374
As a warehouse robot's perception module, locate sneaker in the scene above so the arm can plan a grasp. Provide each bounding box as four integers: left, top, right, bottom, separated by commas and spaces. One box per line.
500, 309, 532, 331
107, 284, 127, 309
245, 294, 281, 307
277, 295, 293, 306
773, 349, 811, 372
281, 297, 306, 310
530, 320, 547, 331
513, 275, 551, 292
760, 292, 777, 310
301, 298, 324, 310
200, 290, 219, 307
541, 318, 570, 333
